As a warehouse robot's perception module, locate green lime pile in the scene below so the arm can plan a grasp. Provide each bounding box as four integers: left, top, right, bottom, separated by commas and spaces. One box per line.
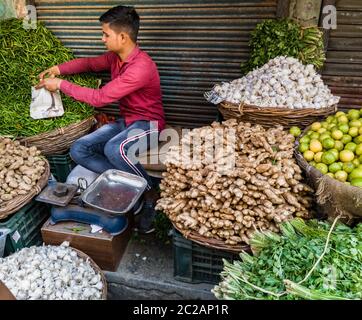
299, 109, 362, 187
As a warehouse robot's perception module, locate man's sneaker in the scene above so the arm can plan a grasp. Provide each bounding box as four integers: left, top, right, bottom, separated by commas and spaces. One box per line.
134, 202, 156, 234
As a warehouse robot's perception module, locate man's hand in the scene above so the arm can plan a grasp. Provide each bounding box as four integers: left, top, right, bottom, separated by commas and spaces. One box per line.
35, 78, 62, 92
38, 66, 60, 81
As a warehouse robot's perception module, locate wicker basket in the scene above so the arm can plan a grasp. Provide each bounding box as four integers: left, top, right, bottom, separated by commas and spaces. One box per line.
0, 246, 107, 300
70, 247, 108, 300
172, 222, 250, 254
0, 160, 50, 220
294, 127, 362, 224
18, 116, 96, 156
218, 101, 337, 129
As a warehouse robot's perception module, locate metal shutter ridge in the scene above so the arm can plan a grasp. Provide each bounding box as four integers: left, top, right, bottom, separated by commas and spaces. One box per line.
34, 0, 277, 128
322, 0, 362, 110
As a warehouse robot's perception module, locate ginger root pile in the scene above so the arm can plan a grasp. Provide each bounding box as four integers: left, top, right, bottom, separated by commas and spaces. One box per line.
156, 120, 313, 245
0, 137, 46, 204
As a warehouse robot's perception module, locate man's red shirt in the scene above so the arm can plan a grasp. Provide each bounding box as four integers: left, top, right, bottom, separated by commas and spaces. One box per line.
59, 46, 165, 130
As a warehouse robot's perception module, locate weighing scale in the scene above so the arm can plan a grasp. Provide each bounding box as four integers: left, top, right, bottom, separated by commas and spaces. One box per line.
36, 169, 147, 236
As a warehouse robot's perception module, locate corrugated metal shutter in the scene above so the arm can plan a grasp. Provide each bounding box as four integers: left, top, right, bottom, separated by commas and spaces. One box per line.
34, 0, 277, 128
322, 0, 362, 110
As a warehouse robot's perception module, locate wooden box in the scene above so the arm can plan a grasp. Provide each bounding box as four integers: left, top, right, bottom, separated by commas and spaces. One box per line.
41, 215, 133, 271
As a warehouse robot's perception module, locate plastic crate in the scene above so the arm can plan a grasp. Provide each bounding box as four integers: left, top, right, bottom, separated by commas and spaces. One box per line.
173, 229, 239, 285
0, 201, 50, 256
46, 152, 76, 182
0, 228, 10, 257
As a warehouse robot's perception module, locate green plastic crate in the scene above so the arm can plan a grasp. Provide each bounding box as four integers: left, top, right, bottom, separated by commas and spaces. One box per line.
173, 229, 239, 285
46, 152, 76, 183
0, 200, 50, 256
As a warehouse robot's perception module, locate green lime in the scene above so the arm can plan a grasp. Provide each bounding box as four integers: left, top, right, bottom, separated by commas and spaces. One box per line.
326, 116, 335, 123
289, 126, 301, 137
336, 111, 346, 117
335, 170, 348, 182
338, 115, 349, 124
341, 134, 352, 144
310, 132, 320, 140
347, 109, 360, 120
303, 150, 315, 161
359, 127, 362, 135
331, 129, 343, 140
350, 120, 362, 128
314, 151, 324, 163
329, 162, 342, 173
340, 150, 355, 162
349, 168, 362, 181
353, 158, 360, 167
345, 142, 357, 153
334, 140, 344, 151
318, 128, 327, 134
319, 132, 330, 141
300, 136, 311, 144
355, 144, 362, 156
309, 161, 316, 167
326, 172, 335, 179
329, 149, 339, 160
349, 127, 359, 137
311, 122, 322, 131
321, 122, 329, 129
316, 163, 328, 174
343, 162, 355, 174
309, 140, 323, 153
339, 124, 350, 134
353, 135, 362, 144
319, 131, 331, 141
351, 178, 362, 187
321, 151, 336, 165
299, 142, 309, 153
307, 130, 314, 136
328, 124, 337, 131
322, 138, 335, 150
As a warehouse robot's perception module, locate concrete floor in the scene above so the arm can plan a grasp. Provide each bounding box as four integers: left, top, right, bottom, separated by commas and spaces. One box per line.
104, 233, 215, 300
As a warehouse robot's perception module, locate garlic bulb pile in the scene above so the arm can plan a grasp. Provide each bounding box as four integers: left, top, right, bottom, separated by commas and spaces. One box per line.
0, 243, 104, 300
212, 56, 340, 109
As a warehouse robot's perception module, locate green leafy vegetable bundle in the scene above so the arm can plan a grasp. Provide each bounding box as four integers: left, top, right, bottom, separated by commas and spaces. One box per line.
242, 19, 325, 74
213, 218, 362, 300
0, 19, 98, 137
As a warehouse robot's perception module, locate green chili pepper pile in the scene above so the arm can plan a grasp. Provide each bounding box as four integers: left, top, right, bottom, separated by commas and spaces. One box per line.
0, 19, 98, 137
213, 218, 362, 300
241, 19, 325, 74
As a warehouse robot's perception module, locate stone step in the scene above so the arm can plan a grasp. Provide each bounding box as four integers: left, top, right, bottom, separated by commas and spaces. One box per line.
104, 233, 215, 300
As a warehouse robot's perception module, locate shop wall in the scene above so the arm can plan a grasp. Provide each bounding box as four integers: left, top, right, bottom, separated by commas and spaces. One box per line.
321, 0, 362, 109
34, 0, 278, 128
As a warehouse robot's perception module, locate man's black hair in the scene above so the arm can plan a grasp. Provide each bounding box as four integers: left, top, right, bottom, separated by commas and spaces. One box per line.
99, 5, 140, 42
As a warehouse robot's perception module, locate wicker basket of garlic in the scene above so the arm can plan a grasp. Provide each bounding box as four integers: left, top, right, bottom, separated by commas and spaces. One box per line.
205, 56, 339, 129
0, 242, 107, 300
0, 137, 50, 220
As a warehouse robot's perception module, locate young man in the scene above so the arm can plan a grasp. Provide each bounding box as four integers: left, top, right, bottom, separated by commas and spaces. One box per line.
36, 5, 165, 233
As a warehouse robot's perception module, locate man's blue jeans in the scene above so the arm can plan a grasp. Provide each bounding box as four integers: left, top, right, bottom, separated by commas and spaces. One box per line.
70, 119, 159, 190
